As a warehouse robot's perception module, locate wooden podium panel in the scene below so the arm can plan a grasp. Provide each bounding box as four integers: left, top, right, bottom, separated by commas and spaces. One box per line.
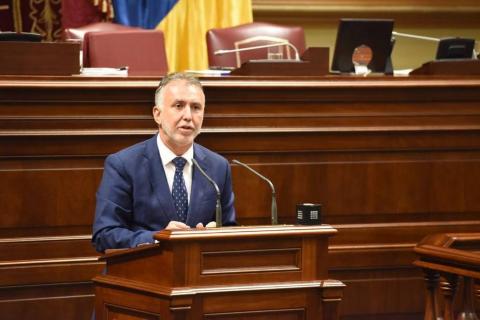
93, 225, 344, 320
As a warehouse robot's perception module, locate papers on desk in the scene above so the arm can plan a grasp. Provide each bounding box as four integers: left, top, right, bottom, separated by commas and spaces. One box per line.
394, 69, 413, 76
185, 69, 231, 76
80, 67, 128, 76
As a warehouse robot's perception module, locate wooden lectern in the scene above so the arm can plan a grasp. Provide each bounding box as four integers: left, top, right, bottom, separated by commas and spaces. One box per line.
93, 225, 344, 320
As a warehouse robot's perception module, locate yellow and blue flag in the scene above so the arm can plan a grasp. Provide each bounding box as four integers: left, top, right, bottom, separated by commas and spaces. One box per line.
112, 0, 252, 72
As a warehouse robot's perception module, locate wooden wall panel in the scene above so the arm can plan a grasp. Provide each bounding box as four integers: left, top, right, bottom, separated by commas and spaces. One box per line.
252, 0, 480, 26
228, 153, 480, 224
253, 0, 480, 6
0, 282, 94, 320
0, 169, 100, 228
1, 75, 480, 319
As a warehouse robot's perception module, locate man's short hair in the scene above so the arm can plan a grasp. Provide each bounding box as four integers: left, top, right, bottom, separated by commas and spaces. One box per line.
155, 72, 203, 107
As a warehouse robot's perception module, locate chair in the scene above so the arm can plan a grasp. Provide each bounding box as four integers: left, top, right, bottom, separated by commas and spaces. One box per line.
206, 22, 306, 68
82, 30, 168, 76
63, 22, 138, 43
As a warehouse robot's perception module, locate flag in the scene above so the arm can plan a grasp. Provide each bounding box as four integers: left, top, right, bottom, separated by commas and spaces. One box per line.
111, 0, 177, 29
157, 0, 252, 72
112, 0, 252, 72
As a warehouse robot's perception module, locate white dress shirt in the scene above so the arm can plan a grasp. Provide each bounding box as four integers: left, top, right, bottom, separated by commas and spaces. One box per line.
156, 135, 193, 202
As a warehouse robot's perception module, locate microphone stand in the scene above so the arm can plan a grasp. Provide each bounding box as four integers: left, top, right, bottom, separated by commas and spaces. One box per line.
232, 159, 278, 225
191, 158, 222, 227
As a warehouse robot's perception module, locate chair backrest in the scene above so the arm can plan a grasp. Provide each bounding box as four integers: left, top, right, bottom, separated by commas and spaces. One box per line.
63, 22, 138, 43
206, 22, 306, 68
83, 30, 168, 76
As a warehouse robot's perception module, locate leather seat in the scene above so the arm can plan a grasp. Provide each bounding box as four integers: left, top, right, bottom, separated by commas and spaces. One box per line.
82, 29, 169, 76
206, 22, 306, 68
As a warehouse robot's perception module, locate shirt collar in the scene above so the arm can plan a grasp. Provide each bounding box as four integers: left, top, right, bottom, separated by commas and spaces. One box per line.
156, 134, 194, 167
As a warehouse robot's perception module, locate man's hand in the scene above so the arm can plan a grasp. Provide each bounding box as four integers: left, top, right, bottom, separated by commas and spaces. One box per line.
165, 221, 216, 230
195, 222, 216, 229
165, 221, 190, 230
205, 221, 216, 228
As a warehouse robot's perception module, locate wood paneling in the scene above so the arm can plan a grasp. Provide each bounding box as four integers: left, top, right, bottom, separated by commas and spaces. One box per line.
252, 0, 480, 26
0, 282, 95, 320
1, 75, 480, 319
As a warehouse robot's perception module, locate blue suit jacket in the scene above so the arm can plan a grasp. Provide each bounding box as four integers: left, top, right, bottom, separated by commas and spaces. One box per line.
92, 134, 236, 252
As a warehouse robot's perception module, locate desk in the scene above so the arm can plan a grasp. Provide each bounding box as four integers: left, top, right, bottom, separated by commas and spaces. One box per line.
1, 75, 480, 319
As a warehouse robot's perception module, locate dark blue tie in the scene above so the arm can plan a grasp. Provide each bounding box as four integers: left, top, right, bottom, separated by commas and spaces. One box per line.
172, 157, 188, 222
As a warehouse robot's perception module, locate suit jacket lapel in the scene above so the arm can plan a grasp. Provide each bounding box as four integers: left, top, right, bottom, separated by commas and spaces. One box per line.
145, 135, 177, 222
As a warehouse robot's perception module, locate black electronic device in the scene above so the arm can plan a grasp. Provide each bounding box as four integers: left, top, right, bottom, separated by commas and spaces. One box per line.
332, 18, 394, 74
296, 203, 322, 225
436, 37, 475, 60
0, 31, 42, 42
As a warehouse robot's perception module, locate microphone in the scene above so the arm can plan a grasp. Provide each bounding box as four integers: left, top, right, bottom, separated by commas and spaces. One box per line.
392, 31, 440, 42
232, 159, 278, 225
392, 31, 478, 59
191, 158, 222, 227
214, 42, 301, 61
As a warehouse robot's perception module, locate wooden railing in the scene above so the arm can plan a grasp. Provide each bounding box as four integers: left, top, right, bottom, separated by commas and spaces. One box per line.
414, 233, 480, 320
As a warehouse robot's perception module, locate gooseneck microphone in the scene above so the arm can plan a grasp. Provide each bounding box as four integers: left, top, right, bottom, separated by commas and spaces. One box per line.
392, 31, 478, 59
191, 158, 222, 227
214, 42, 301, 61
392, 31, 440, 42
232, 159, 278, 225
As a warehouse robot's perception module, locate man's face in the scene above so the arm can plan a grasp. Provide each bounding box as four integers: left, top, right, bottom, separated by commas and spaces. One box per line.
153, 79, 205, 155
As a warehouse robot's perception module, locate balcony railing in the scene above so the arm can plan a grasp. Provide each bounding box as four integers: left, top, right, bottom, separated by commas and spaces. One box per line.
414, 233, 480, 320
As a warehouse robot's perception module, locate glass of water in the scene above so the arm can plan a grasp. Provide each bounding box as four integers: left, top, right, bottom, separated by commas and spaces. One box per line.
267, 45, 284, 60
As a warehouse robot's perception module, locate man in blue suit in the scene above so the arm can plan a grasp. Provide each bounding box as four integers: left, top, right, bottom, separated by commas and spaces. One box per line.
92, 72, 236, 253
